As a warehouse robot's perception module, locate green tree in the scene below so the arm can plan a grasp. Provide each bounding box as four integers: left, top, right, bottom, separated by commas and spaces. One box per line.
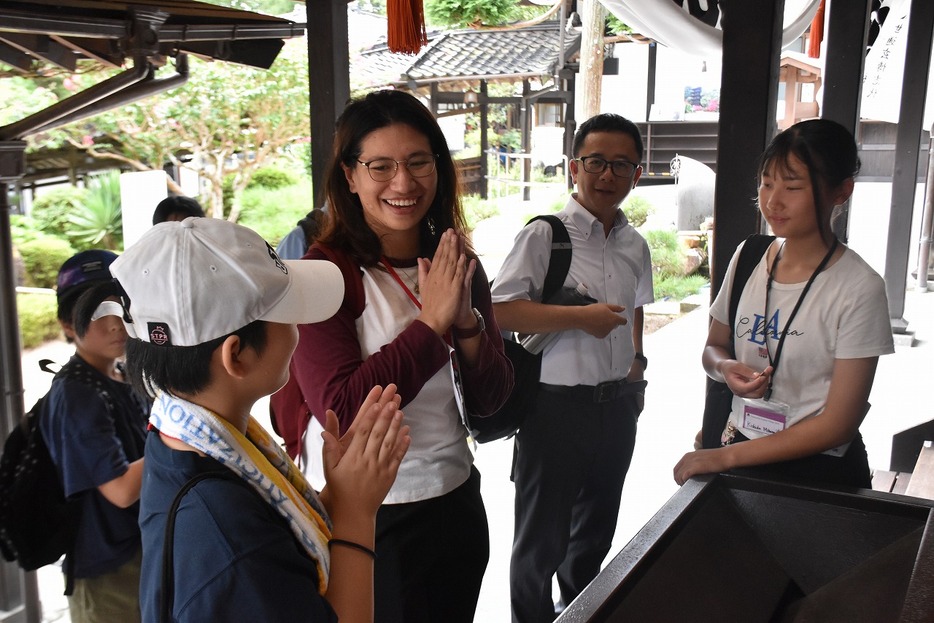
38, 39, 311, 222
425, 0, 519, 28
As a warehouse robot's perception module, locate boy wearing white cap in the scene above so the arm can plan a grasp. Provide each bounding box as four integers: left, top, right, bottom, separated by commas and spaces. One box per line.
109, 218, 410, 623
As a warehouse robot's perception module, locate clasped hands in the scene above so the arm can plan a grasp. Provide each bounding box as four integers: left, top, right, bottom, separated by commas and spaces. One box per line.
415, 228, 478, 337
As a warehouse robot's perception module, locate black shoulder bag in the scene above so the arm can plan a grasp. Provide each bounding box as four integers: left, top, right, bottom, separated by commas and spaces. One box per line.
468, 215, 574, 443
700, 234, 775, 449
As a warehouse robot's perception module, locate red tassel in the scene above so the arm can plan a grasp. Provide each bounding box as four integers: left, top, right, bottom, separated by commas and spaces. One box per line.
388, 0, 427, 55
807, 0, 825, 58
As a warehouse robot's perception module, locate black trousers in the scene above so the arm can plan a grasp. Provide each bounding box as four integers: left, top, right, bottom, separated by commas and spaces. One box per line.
510, 389, 639, 623
374, 465, 489, 623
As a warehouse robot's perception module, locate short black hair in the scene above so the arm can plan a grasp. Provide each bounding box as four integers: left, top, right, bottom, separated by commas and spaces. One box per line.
57, 286, 87, 326
572, 113, 644, 162
124, 320, 268, 397
152, 195, 205, 225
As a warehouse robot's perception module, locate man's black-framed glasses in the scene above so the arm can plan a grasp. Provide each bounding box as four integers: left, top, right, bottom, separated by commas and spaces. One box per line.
576, 156, 639, 178
357, 154, 438, 182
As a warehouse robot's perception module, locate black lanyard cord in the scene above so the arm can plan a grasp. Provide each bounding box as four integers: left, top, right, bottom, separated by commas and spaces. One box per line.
763, 238, 839, 400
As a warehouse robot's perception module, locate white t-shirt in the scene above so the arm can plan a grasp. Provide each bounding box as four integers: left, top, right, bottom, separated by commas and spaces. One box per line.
490, 195, 654, 386
301, 264, 472, 505
710, 240, 895, 441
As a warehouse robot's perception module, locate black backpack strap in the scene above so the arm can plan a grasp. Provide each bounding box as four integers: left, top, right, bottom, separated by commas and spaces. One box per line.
727, 234, 775, 353
526, 214, 572, 302
161, 470, 240, 623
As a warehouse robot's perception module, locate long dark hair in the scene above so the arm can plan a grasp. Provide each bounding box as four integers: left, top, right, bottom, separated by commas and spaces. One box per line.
758, 118, 860, 241
318, 89, 470, 266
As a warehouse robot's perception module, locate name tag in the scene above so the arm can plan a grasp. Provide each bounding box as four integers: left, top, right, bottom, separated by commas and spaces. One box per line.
742, 398, 791, 436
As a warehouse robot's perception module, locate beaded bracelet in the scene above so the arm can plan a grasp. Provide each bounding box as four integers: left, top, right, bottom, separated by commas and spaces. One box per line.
328, 538, 377, 560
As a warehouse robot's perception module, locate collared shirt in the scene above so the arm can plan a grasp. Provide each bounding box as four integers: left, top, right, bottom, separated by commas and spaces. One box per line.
491, 195, 654, 386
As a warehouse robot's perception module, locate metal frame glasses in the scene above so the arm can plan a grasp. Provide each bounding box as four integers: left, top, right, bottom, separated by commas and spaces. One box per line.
357, 154, 438, 182
576, 156, 639, 178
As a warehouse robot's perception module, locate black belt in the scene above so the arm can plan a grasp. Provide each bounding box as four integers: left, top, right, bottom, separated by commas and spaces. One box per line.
539, 379, 643, 404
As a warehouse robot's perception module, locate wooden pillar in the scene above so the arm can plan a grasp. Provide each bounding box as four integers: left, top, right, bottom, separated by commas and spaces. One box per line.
710, 0, 783, 298
886, 0, 934, 331
0, 140, 40, 622
521, 80, 532, 201
645, 41, 657, 122
578, 0, 605, 122
563, 70, 576, 191
822, 0, 871, 242
479, 80, 489, 200
307, 0, 349, 209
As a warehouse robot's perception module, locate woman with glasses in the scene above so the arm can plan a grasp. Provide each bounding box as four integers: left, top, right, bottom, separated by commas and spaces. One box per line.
282, 89, 512, 622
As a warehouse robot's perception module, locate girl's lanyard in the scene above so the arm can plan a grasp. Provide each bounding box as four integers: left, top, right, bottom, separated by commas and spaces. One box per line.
380, 259, 473, 437
762, 238, 838, 400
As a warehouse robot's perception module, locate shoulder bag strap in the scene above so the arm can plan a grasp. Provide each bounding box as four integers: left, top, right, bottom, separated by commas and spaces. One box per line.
727, 233, 775, 354
160, 470, 241, 623
526, 214, 572, 303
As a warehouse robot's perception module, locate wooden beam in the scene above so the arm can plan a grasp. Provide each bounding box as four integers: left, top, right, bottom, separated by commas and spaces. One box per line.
886, 0, 934, 331
822, 0, 871, 242
710, 0, 783, 298
307, 0, 349, 209
0, 32, 76, 70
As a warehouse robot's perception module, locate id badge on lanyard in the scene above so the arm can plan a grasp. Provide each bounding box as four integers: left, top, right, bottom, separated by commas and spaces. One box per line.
741, 397, 791, 436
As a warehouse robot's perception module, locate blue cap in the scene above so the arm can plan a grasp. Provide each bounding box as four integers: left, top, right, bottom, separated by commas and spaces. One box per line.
56, 250, 118, 301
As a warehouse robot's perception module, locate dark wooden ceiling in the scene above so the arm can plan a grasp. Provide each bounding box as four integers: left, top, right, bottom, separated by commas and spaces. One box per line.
0, 0, 302, 77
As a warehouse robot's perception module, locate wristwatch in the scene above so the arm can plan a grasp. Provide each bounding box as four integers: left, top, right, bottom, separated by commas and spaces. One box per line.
453, 308, 485, 339
633, 352, 648, 369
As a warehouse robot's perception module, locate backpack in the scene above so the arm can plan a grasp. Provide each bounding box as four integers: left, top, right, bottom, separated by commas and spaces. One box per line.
467, 214, 575, 443
700, 234, 776, 449
0, 359, 80, 594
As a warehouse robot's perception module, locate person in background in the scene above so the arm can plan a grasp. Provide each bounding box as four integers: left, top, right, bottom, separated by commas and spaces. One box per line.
283, 89, 512, 622
674, 118, 894, 489
276, 208, 327, 260
41, 250, 150, 623
492, 113, 653, 623
151, 195, 205, 225
112, 218, 410, 622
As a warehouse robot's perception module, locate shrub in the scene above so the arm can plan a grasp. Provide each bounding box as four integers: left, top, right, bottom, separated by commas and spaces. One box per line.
18, 238, 75, 289
248, 166, 300, 190
645, 229, 685, 279
10, 214, 48, 246
623, 195, 654, 227
17, 292, 61, 349
30, 186, 88, 239
67, 171, 123, 250
461, 194, 500, 232
654, 274, 708, 301
237, 180, 314, 245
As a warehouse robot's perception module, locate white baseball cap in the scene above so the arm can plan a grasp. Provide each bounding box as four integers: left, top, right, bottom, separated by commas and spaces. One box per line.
110, 217, 344, 346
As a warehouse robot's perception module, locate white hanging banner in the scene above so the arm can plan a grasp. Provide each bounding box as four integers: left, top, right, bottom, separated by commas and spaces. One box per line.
600, 0, 820, 59
861, 0, 910, 124
858, 0, 934, 129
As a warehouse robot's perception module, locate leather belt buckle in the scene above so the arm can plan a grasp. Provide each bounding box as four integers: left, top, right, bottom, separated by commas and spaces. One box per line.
593, 380, 623, 403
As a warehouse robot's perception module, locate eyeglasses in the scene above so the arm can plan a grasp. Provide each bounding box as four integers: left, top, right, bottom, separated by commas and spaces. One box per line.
576, 156, 639, 178
357, 154, 438, 182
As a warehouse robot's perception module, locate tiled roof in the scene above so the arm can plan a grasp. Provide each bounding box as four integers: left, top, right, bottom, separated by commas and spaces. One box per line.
353, 22, 580, 89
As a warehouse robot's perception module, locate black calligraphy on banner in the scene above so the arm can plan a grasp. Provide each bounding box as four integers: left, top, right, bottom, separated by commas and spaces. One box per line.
670, 0, 721, 29
868, 0, 892, 52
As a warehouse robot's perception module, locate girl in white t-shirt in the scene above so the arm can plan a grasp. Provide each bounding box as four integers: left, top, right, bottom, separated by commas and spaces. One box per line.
674, 118, 894, 489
